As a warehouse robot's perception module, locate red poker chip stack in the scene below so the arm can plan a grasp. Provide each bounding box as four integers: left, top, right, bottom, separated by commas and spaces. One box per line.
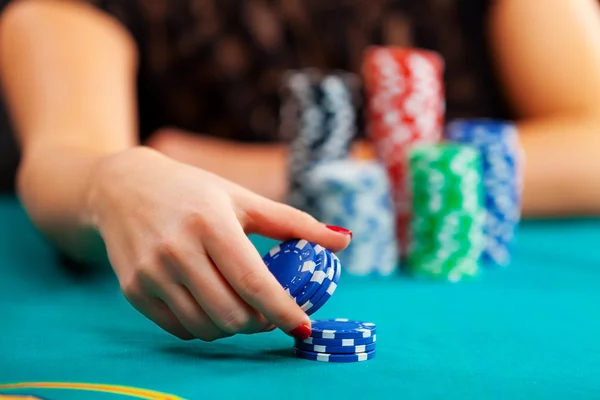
362, 46, 445, 256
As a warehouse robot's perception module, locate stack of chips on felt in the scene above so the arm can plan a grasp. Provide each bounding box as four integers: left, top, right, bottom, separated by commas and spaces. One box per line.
262, 241, 377, 363
407, 144, 486, 281
445, 120, 523, 267
279, 45, 523, 281
281, 68, 398, 276
294, 319, 377, 363
362, 47, 445, 256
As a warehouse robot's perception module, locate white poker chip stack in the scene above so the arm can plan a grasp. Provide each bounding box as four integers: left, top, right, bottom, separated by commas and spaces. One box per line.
304, 159, 399, 276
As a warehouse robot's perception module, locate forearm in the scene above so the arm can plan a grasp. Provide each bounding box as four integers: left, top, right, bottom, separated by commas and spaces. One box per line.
199, 141, 288, 202
520, 112, 600, 217
0, 1, 140, 262
150, 130, 383, 202
17, 142, 118, 264
148, 130, 289, 201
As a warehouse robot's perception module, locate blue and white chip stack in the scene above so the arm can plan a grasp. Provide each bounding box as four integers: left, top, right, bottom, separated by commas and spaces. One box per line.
263, 239, 341, 316
263, 241, 377, 363
445, 119, 523, 266
304, 159, 398, 276
294, 319, 377, 363
280, 70, 358, 216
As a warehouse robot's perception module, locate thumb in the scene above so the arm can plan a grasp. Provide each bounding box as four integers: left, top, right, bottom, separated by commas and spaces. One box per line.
241, 195, 352, 252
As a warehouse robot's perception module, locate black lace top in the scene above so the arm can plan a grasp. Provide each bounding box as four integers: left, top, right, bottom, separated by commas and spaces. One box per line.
0, 0, 510, 144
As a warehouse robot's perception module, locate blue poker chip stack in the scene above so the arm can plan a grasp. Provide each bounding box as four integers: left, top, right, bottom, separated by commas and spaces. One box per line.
304, 159, 398, 276
262, 239, 342, 316
445, 119, 523, 266
294, 319, 377, 363
280, 70, 359, 216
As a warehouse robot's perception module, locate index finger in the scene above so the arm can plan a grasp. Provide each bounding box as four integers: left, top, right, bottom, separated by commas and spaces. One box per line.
204, 212, 312, 339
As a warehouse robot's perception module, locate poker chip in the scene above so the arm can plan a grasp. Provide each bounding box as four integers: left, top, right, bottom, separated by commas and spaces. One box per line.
407, 143, 485, 281
445, 119, 522, 267
303, 251, 341, 316
282, 70, 323, 214
308, 318, 376, 339
294, 341, 377, 354
281, 70, 359, 216
295, 319, 378, 362
303, 159, 399, 276
294, 348, 376, 363
297, 250, 334, 313
362, 46, 445, 255
298, 334, 377, 347
292, 245, 328, 306
263, 239, 316, 297
263, 239, 340, 315
319, 74, 357, 160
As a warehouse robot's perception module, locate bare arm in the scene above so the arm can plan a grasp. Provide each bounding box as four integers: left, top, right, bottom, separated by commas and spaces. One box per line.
0, 0, 138, 259
0, 0, 351, 340
146, 131, 374, 202
488, 0, 600, 217
147, 129, 289, 201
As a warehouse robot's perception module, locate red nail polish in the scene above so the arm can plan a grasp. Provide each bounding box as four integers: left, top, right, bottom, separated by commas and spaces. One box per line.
290, 324, 312, 340
326, 225, 353, 239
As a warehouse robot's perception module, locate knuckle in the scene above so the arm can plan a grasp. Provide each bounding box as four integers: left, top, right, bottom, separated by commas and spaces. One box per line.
236, 269, 265, 298
132, 253, 160, 286
155, 238, 178, 260
218, 310, 253, 334
184, 210, 211, 233
120, 275, 143, 301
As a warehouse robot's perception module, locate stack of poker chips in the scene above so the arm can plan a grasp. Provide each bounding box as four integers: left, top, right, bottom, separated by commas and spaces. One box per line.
362, 46, 445, 255
445, 120, 523, 267
262, 239, 341, 315
294, 319, 377, 363
407, 144, 486, 282
281, 70, 358, 215
303, 159, 399, 276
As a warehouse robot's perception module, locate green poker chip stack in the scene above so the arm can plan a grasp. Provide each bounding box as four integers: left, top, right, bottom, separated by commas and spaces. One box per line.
408, 144, 486, 282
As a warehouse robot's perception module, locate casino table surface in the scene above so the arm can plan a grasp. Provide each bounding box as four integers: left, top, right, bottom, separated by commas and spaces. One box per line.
1, 194, 599, 400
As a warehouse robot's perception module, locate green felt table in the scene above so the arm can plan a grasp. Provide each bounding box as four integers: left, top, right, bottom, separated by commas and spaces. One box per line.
1, 194, 599, 399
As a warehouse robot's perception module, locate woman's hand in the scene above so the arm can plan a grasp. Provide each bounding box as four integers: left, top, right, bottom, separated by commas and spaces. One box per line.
87, 147, 352, 341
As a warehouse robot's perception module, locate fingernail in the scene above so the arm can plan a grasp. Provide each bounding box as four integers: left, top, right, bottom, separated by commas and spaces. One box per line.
290, 324, 312, 340
326, 225, 353, 239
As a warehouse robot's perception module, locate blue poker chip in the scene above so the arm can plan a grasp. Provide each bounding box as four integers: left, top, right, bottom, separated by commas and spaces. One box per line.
294, 348, 376, 363
295, 341, 376, 354
297, 334, 376, 347
293, 245, 328, 306
297, 249, 334, 312
308, 318, 376, 339
263, 239, 316, 297
445, 119, 521, 267
305, 252, 342, 316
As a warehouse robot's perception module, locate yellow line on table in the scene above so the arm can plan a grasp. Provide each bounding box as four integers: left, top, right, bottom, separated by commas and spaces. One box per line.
0, 382, 185, 400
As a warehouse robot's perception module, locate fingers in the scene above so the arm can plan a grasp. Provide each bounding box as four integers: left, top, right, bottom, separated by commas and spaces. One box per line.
241, 195, 352, 252
204, 213, 312, 337
125, 292, 194, 341
160, 243, 270, 335
161, 283, 231, 342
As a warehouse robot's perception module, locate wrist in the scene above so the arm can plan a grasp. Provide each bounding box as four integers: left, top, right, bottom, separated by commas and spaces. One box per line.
84, 146, 161, 230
